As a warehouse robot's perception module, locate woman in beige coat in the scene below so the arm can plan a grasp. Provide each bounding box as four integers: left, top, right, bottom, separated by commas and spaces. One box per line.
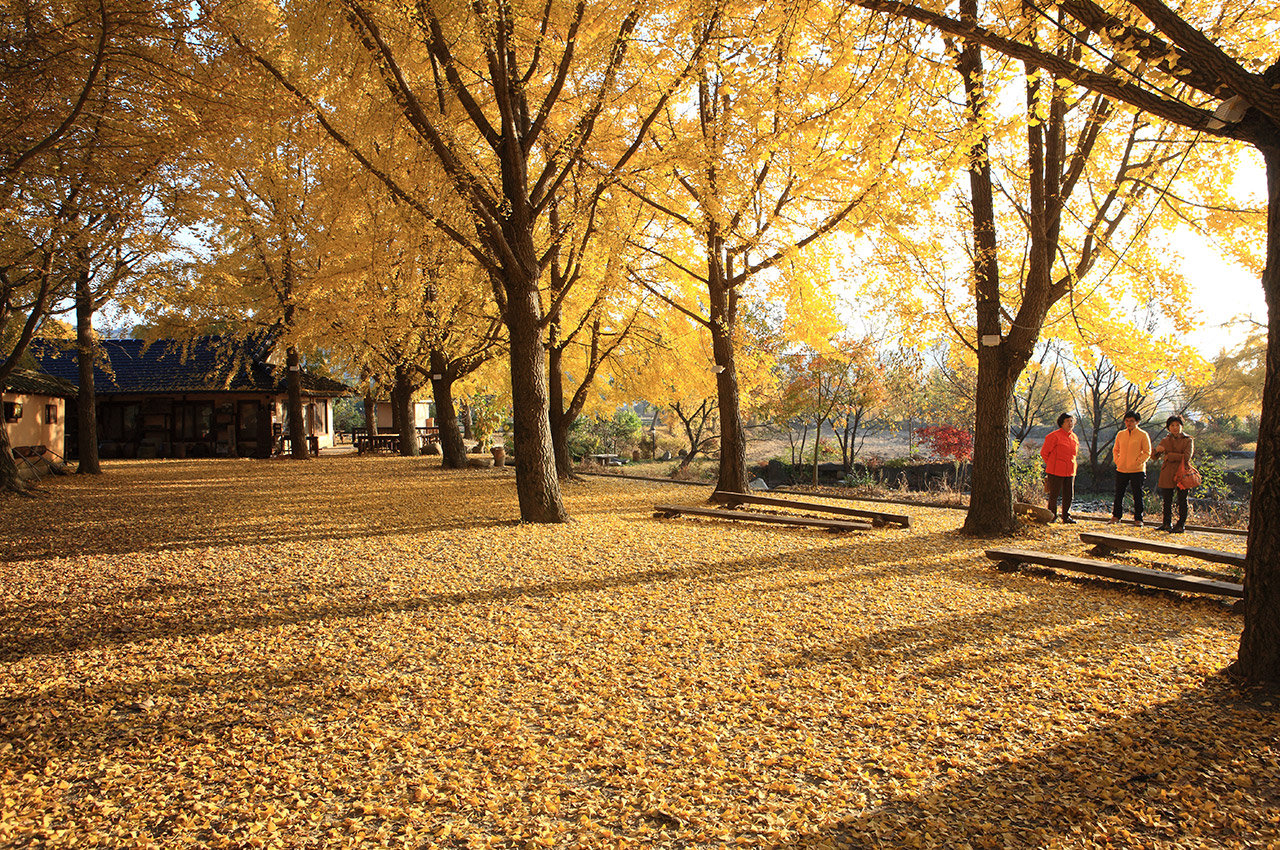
1152, 415, 1194, 532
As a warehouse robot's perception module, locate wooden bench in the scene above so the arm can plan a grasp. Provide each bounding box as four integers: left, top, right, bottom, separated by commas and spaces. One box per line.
710, 490, 909, 528
1079, 532, 1245, 568
985, 547, 1243, 599
654, 504, 870, 532
1074, 514, 1248, 538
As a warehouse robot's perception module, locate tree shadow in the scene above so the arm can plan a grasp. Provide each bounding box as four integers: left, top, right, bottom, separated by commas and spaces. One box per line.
0, 529, 962, 663
776, 674, 1280, 848
2, 503, 1233, 669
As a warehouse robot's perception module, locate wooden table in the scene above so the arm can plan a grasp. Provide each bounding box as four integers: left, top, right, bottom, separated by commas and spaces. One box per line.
276, 435, 320, 455
354, 433, 401, 453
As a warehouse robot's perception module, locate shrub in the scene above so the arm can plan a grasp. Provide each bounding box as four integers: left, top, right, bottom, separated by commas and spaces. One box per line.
568, 409, 645, 458
841, 467, 878, 491
1009, 441, 1044, 504
567, 416, 600, 459
914, 425, 974, 463
1192, 430, 1239, 457
1190, 458, 1250, 527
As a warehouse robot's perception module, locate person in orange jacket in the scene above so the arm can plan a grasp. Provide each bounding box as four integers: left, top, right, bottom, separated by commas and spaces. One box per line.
1040, 412, 1080, 523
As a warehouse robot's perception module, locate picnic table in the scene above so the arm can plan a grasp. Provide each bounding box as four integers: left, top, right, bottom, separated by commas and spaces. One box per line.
354, 433, 401, 453
276, 434, 320, 456
352, 426, 441, 453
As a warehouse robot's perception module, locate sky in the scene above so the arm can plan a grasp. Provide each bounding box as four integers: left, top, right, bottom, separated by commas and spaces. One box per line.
1179, 150, 1267, 358
1180, 233, 1265, 357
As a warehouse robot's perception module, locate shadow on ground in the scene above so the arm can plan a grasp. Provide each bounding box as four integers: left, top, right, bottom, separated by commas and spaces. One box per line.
777, 675, 1279, 848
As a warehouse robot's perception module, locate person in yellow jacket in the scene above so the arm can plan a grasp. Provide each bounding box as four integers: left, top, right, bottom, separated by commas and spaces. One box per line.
1110, 410, 1152, 526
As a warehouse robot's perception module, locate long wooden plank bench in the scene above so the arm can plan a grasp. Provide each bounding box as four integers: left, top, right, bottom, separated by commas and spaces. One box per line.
654, 504, 870, 532
985, 547, 1243, 599
1079, 532, 1245, 568
1073, 514, 1248, 538
710, 490, 909, 528
771, 486, 970, 511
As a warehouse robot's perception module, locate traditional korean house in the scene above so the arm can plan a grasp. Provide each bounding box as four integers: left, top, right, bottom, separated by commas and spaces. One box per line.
2, 368, 76, 460
32, 335, 350, 460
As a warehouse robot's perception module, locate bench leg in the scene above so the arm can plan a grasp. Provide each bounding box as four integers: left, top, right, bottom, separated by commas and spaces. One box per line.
995, 559, 1021, 573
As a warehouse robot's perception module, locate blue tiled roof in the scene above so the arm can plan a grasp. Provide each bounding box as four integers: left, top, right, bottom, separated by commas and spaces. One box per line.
31, 336, 350, 397
2, 367, 77, 397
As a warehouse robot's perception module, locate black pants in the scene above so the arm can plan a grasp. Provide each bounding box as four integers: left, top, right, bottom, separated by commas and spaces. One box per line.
1047, 474, 1074, 520
1113, 471, 1146, 521
1161, 487, 1188, 528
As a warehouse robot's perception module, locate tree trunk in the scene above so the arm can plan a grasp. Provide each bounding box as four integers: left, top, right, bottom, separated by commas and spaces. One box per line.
364, 392, 377, 438
390, 382, 403, 437
811, 417, 823, 486
394, 365, 418, 457
0, 420, 25, 492
957, 12, 1021, 536
286, 345, 307, 459
504, 271, 567, 522
255, 400, 273, 458
964, 353, 1019, 535
75, 256, 101, 474
432, 374, 468, 470
1235, 142, 1280, 687
548, 343, 574, 478
710, 288, 748, 494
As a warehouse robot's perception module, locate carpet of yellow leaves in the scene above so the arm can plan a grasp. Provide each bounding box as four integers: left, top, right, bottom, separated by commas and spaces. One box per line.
0, 457, 1276, 849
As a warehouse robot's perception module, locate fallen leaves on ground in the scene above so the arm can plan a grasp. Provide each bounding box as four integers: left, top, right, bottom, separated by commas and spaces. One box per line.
0, 458, 1275, 849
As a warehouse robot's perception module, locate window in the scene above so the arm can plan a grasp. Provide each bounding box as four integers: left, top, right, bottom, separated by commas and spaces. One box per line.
237, 401, 259, 442
3, 402, 21, 422
174, 402, 213, 441
101, 403, 140, 441
45, 404, 57, 424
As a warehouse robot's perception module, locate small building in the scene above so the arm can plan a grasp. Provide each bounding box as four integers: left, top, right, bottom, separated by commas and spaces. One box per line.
2, 368, 76, 461
33, 336, 350, 460
371, 400, 435, 433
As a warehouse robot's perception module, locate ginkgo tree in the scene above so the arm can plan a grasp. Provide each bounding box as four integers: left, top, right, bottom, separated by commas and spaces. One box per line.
327, 188, 506, 466
865, 0, 1218, 537
213, 0, 722, 522
854, 0, 1280, 684
770, 338, 889, 485
544, 181, 659, 479
147, 80, 357, 459
1010, 342, 1072, 442
1190, 323, 1264, 424
0, 0, 210, 488
623, 0, 929, 493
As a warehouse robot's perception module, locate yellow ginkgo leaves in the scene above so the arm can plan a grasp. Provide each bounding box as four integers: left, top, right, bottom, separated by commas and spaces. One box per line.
0, 457, 1275, 848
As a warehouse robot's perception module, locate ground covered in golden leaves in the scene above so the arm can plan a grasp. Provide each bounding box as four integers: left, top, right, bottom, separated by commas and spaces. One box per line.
1, 458, 1276, 849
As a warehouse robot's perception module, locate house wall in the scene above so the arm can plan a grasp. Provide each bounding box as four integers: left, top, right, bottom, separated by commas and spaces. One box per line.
96, 394, 265, 459
374, 401, 434, 431
273, 397, 336, 449
2, 392, 65, 454
77, 393, 343, 459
